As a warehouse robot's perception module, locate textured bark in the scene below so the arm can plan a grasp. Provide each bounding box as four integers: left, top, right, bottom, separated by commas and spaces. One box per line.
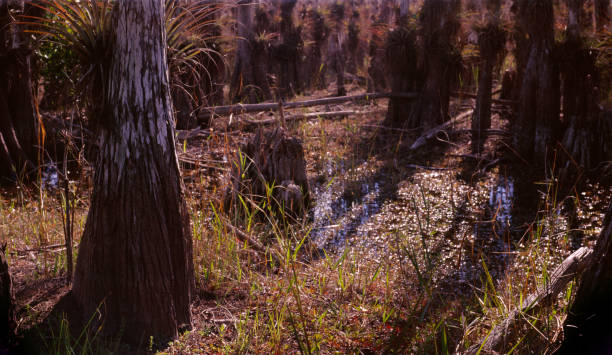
559, 0, 602, 172
303, 8, 328, 90
471, 18, 505, 154
413, 0, 461, 131
230, 1, 269, 103
471, 58, 494, 153
224, 127, 310, 219
328, 3, 346, 97
273, 0, 301, 99
561, 202, 612, 354
346, 11, 363, 75
366, 20, 388, 93
509, 0, 531, 101
0, 0, 40, 182
384, 27, 419, 128
513, 0, 560, 162
72, 0, 193, 347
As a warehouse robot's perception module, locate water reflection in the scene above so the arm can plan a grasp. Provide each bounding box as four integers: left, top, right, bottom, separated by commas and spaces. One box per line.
489, 176, 514, 232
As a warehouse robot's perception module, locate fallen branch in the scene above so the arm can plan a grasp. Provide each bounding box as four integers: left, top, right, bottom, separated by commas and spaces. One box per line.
198, 92, 417, 119
465, 247, 593, 354
409, 109, 474, 151
238, 109, 386, 128
406, 164, 452, 171
177, 155, 227, 172
451, 91, 518, 106
445, 129, 509, 136
176, 127, 212, 141
221, 217, 283, 265
13, 243, 72, 255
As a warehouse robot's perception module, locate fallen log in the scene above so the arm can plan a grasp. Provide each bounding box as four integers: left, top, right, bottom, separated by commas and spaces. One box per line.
175, 127, 213, 141
409, 109, 474, 151
445, 129, 510, 136
197, 92, 418, 119
221, 217, 282, 265
236, 109, 387, 128
451, 91, 518, 106
464, 246, 594, 354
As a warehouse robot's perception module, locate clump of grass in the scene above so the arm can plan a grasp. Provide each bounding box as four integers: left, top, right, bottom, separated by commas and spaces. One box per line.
458, 169, 585, 353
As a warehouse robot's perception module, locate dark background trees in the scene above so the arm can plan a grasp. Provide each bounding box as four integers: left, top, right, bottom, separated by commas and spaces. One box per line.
471, 0, 505, 154
0, 0, 41, 183
2, 0, 612, 352
513, 0, 560, 162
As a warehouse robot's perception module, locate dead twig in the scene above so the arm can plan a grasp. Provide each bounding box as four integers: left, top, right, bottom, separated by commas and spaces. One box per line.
409, 109, 474, 151
464, 247, 593, 354
198, 92, 418, 120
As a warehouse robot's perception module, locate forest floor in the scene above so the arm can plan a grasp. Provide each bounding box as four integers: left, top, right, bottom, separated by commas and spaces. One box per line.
1, 84, 611, 353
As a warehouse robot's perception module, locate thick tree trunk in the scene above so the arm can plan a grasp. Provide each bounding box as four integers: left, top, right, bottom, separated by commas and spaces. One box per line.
384, 27, 419, 128
275, 0, 301, 99
509, 0, 531, 102
230, 1, 269, 103
304, 8, 328, 90
513, 0, 560, 162
472, 59, 494, 153
594, 0, 610, 32
472, 13, 505, 154
560, 0, 607, 173
366, 21, 388, 93
72, 0, 193, 347
346, 11, 363, 75
328, 3, 346, 97
560, 201, 612, 353
413, 0, 461, 131
0, 0, 40, 183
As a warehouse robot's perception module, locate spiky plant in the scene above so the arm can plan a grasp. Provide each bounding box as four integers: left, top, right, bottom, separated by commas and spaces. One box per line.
24, 0, 225, 128
166, 1, 226, 100
24, 0, 112, 126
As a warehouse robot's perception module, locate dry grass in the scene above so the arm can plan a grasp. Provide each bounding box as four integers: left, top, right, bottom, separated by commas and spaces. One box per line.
2, 92, 607, 354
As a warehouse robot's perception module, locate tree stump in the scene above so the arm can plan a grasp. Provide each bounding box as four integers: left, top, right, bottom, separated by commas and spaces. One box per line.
224, 127, 310, 219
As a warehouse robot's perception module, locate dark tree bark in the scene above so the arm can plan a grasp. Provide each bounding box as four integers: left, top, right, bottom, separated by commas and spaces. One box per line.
508, 0, 531, 101
273, 0, 302, 99
471, 3, 505, 154
72, 0, 193, 346
413, 0, 461, 131
594, 0, 610, 32
346, 10, 362, 75
0, 0, 40, 183
230, 1, 271, 103
366, 19, 388, 93
328, 2, 346, 97
303, 8, 328, 90
384, 27, 419, 128
513, 0, 560, 162
560, 201, 612, 354
559, 0, 608, 173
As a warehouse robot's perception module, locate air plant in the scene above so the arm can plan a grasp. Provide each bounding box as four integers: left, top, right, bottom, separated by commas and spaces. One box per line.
23, 0, 227, 127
